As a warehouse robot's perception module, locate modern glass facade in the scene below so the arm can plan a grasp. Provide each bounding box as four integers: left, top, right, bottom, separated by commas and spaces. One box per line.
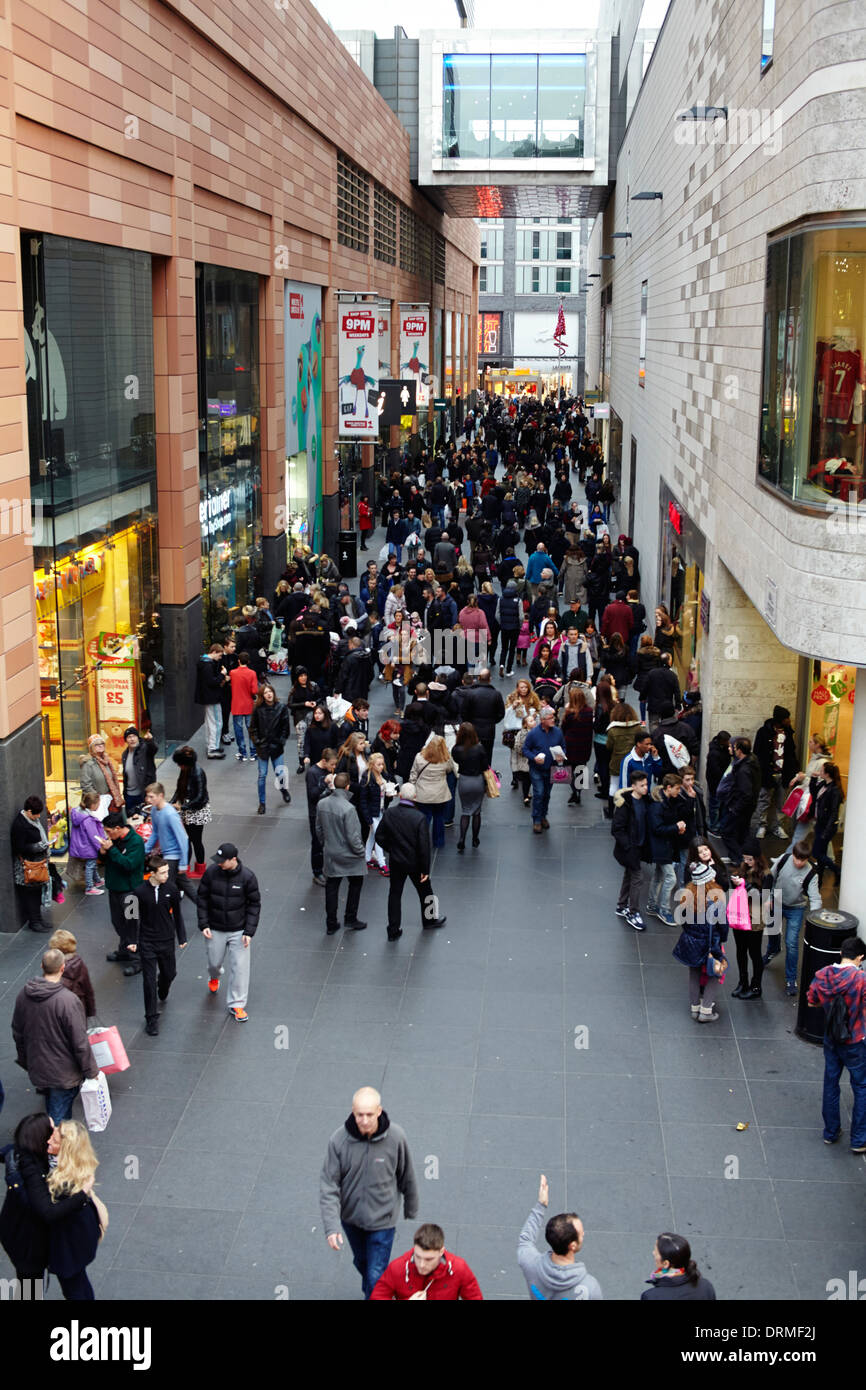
22, 233, 163, 815
443, 53, 586, 159
758, 223, 866, 510
196, 264, 262, 643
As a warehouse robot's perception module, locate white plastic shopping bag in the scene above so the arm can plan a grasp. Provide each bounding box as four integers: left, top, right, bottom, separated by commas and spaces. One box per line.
80, 1070, 112, 1132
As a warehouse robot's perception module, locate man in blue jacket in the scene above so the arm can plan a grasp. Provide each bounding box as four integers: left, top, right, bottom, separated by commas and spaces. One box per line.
145, 782, 197, 901
523, 706, 567, 834
525, 544, 559, 597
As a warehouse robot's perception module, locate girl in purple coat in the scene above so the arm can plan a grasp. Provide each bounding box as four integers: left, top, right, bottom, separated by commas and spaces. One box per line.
69, 793, 106, 895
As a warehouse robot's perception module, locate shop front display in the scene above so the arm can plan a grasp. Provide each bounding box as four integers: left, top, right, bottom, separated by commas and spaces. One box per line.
196, 264, 262, 643
659, 482, 707, 696
759, 220, 866, 508
22, 232, 163, 816
284, 280, 323, 554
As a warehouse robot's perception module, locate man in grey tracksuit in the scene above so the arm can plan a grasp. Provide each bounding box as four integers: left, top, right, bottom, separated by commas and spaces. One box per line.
320, 1086, 419, 1298
518, 1174, 603, 1300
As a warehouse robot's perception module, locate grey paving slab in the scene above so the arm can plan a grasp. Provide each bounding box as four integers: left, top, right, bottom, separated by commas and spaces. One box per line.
662, 1122, 772, 1181
565, 1119, 666, 1176
112, 1206, 242, 1275
671, 1177, 786, 1240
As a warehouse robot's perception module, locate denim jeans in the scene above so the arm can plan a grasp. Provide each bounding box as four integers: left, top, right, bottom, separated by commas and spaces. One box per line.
257, 755, 287, 806
772, 904, 805, 985
233, 714, 251, 757
529, 764, 552, 823
821, 1038, 866, 1148
84, 858, 100, 891
46, 1086, 79, 1125
647, 862, 677, 918
420, 804, 446, 848
204, 703, 222, 753
342, 1223, 396, 1299
707, 792, 720, 833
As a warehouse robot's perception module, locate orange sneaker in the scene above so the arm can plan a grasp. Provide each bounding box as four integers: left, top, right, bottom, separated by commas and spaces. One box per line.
208, 978, 220, 993
229, 1007, 248, 1022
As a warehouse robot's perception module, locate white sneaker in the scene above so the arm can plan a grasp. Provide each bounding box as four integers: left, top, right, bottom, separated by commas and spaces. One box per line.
755, 826, 767, 839
775, 826, 789, 839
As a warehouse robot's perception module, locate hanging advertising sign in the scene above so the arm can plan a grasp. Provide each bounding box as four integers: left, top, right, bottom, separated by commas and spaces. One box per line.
96, 664, 137, 724
338, 302, 378, 437
399, 304, 430, 409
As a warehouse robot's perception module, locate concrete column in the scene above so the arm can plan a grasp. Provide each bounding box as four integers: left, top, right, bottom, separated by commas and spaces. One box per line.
838, 686, 866, 922
152, 257, 202, 734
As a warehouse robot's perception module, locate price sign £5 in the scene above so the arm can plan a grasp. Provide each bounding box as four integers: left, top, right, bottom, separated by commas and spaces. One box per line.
97, 666, 136, 723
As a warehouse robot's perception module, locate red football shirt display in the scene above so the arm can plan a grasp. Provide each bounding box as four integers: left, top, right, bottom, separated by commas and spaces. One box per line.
818, 345, 862, 423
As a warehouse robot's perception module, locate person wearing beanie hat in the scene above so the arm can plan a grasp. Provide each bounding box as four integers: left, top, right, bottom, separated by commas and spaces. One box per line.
121, 726, 159, 816
672, 840, 732, 1023
753, 705, 798, 838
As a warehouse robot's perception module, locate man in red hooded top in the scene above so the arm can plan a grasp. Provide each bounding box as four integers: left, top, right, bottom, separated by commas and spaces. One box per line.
370, 1223, 483, 1300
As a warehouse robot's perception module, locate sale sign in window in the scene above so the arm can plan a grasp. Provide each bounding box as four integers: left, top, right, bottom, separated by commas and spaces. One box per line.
97, 666, 136, 724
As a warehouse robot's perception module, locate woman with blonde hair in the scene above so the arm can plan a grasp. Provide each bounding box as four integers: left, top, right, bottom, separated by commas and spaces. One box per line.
47, 1120, 108, 1299
359, 751, 392, 875
78, 734, 122, 811
409, 735, 456, 849
336, 730, 370, 834
504, 678, 541, 788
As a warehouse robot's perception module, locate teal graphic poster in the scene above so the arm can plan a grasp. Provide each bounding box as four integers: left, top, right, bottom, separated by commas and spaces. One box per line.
285, 281, 322, 551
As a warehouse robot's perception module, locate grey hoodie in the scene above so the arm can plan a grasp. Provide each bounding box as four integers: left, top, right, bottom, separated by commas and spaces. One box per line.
518, 1202, 603, 1300
320, 1110, 419, 1234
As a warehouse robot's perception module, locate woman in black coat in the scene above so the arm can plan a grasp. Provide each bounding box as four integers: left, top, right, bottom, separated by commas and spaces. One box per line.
171, 746, 210, 874
11, 795, 51, 933
372, 720, 401, 781
302, 704, 335, 769
0, 1113, 92, 1289
640, 1233, 716, 1301
249, 684, 292, 814
811, 762, 844, 886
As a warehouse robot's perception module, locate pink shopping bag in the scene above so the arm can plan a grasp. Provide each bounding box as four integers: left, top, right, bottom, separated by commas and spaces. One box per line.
87, 1025, 130, 1075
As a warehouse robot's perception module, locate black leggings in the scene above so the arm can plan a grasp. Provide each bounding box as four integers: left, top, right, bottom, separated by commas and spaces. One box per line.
734, 933, 764, 989
186, 823, 205, 866
517, 770, 531, 800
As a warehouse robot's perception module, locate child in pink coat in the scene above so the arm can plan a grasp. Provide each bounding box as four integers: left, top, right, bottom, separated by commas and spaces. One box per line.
516, 606, 532, 668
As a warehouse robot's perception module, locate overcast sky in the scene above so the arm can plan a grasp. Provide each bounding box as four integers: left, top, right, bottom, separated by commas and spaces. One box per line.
312, 0, 602, 37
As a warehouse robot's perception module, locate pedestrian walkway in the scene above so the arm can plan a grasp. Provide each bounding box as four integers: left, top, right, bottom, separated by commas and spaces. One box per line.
0, 488, 863, 1301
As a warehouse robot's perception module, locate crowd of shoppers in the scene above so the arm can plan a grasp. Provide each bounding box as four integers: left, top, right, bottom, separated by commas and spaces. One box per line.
1, 389, 856, 1306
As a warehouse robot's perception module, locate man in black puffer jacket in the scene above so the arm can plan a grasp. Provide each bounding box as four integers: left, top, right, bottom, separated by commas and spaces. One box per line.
197, 844, 261, 1021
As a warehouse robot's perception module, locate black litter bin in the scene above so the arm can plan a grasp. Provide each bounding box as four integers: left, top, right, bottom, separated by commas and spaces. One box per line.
338, 530, 358, 580
796, 907, 859, 1043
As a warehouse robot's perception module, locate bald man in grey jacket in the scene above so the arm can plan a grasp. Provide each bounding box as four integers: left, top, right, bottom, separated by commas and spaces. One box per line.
320, 1086, 419, 1298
